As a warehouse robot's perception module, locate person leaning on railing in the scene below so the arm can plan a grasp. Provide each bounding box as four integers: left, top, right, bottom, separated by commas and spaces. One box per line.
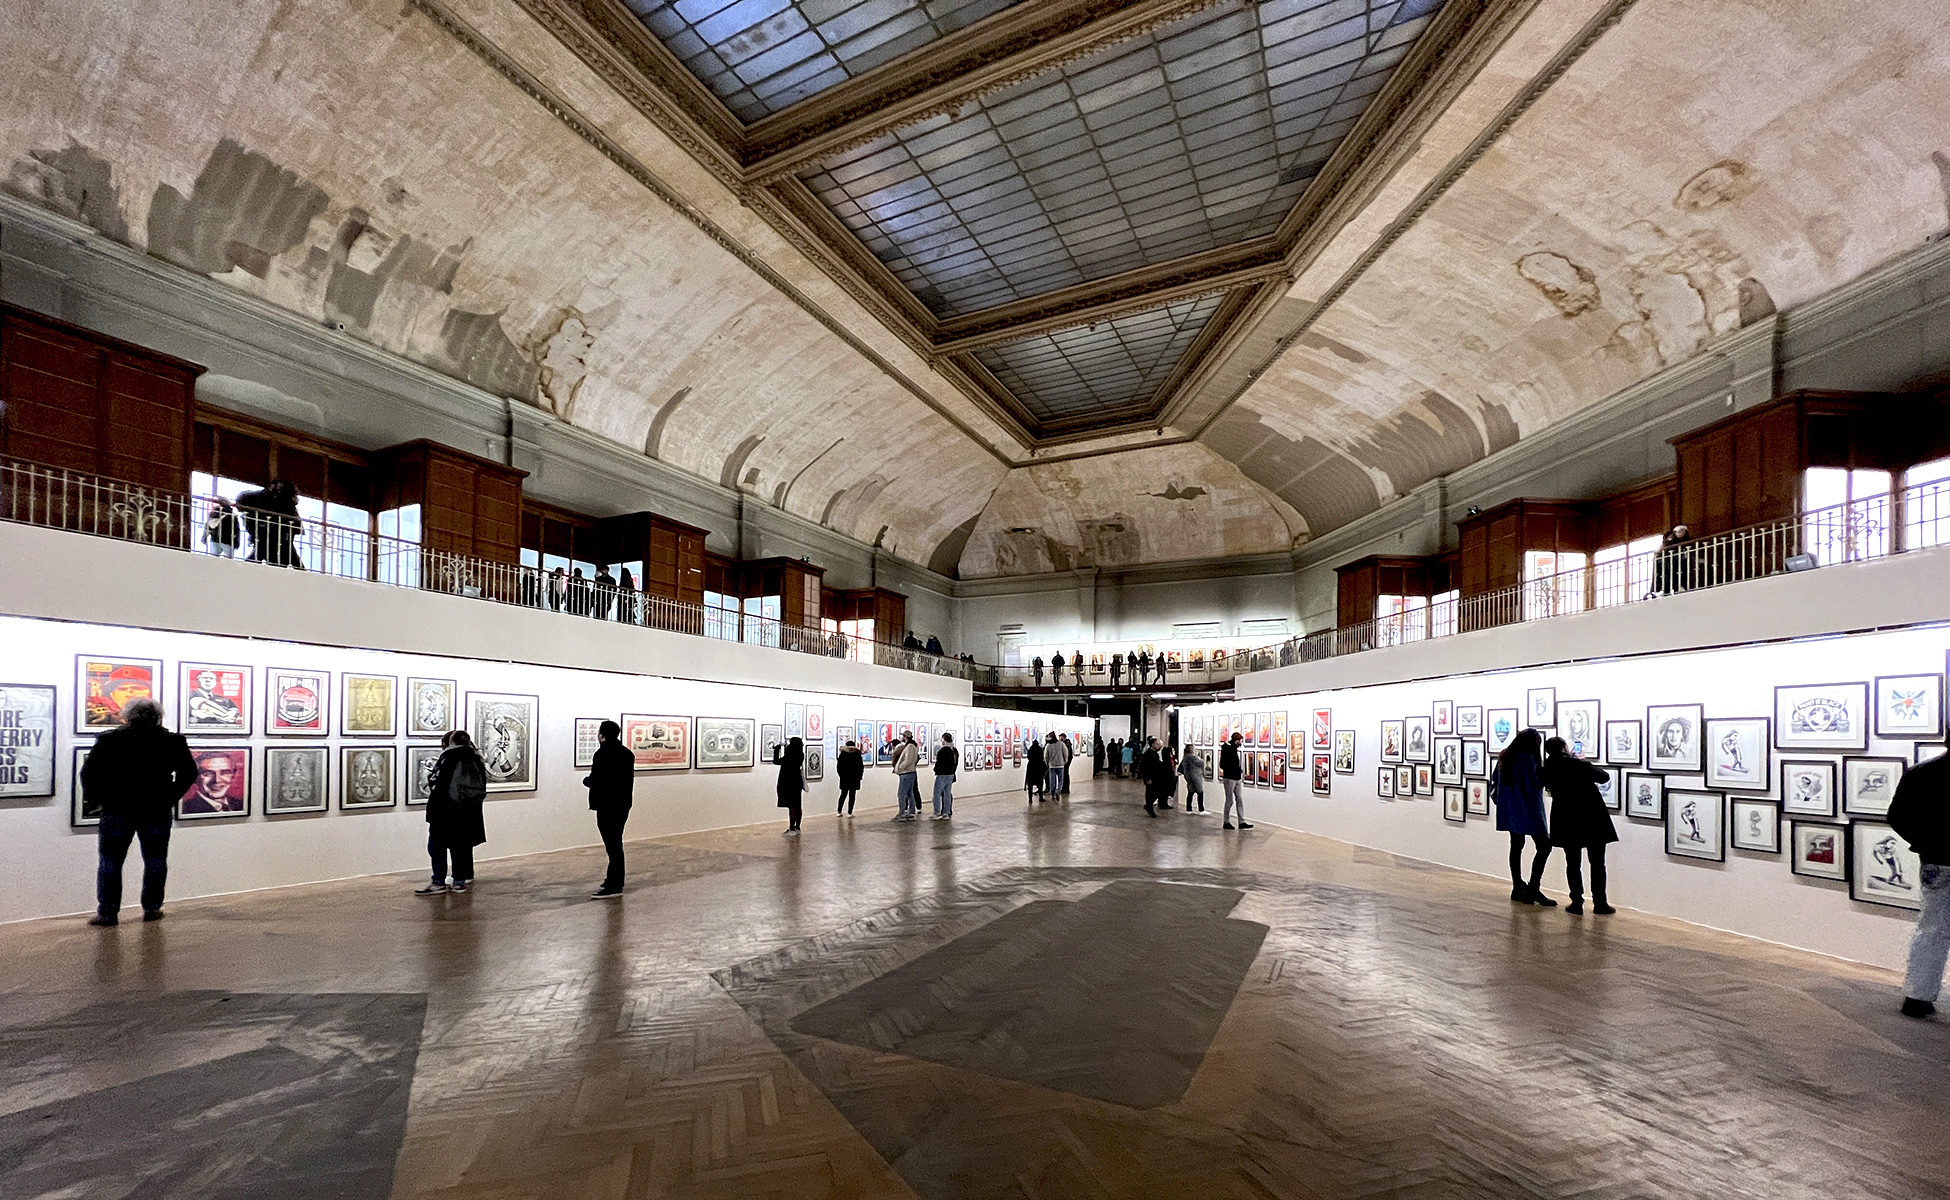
236, 480, 303, 568
1652, 524, 1695, 596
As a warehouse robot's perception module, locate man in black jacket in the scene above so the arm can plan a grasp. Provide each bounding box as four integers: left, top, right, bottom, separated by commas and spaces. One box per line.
1889, 755, 1950, 1017
584, 720, 634, 898
931, 733, 959, 820
1219, 732, 1253, 830
1139, 737, 1165, 817
82, 698, 197, 925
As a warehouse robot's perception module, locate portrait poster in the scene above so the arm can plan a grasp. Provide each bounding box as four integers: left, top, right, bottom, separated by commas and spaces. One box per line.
405, 745, 442, 806
468, 692, 539, 792
1333, 729, 1356, 774
1841, 756, 1904, 818
783, 703, 806, 741
342, 674, 397, 737
1526, 687, 1556, 728
912, 722, 931, 752
1779, 760, 1837, 818
178, 746, 250, 819
1557, 700, 1600, 759
1404, 716, 1431, 763
339, 745, 396, 810
1288, 732, 1306, 758
1311, 708, 1331, 750
1432, 700, 1453, 735
1664, 790, 1724, 861
1462, 740, 1487, 779
76, 656, 160, 733
0, 683, 56, 799
1378, 767, 1396, 798
1604, 720, 1642, 766
1380, 720, 1404, 763
1465, 778, 1491, 816
1414, 763, 1433, 795
807, 705, 825, 740
1645, 704, 1703, 772
1875, 673, 1942, 739
1729, 798, 1781, 854
264, 746, 329, 815
696, 717, 756, 769
622, 715, 691, 771
1273, 711, 1289, 750
1456, 706, 1483, 738
71, 744, 100, 826
1849, 822, 1922, 909
1433, 736, 1463, 786
266, 668, 329, 736
876, 721, 896, 765
405, 677, 457, 738
1790, 821, 1846, 881
179, 663, 250, 736
1703, 718, 1769, 791
574, 718, 605, 769
855, 720, 877, 766
1396, 764, 1414, 795
1624, 772, 1665, 821
1487, 708, 1520, 753
1772, 682, 1868, 752
1442, 787, 1466, 823
1242, 750, 1258, 786
762, 724, 785, 763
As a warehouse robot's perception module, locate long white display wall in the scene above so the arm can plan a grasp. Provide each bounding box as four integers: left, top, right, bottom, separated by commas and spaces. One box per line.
0, 614, 1090, 924
1198, 622, 1948, 971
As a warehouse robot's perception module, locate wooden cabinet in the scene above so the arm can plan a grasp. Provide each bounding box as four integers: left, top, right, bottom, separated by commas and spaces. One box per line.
1335, 556, 1440, 628
598, 512, 707, 606
1453, 498, 1588, 599
374, 440, 525, 564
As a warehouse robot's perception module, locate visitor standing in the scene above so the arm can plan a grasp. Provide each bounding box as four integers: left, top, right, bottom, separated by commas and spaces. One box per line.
1220, 732, 1252, 829
1024, 736, 1046, 803
1044, 732, 1070, 797
892, 731, 921, 820
583, 719, 633, 897
568, 568, 591, 617
1109, 653, 1123, 689
1072, 654, 1085, 687
237, 479, 302, 568
1136, 650, 1152, 687
1180, 744, 1208, 813
1652, 525, 1696, 596
1541, 736, 1615, 915
1058, 734, 1075, 794
82, 698, 197, 926
1139, 737, 1165, 817
1889, 754, 1950, 1017
776, 735, 805, 835
1050, 652, 1065, 689
836, 739, 864, 816
1493, 728, 1555, 906
202, 497, 241, 558
420, 730, 488, 895
932, 733, 959, 820
1031, 656, 1044, 688
548, 566, 567, 612
617, 567, 639, 625
592, 564, 617, 620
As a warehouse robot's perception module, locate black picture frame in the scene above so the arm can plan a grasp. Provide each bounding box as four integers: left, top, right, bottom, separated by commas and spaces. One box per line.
1778, 759, 1837, 819
1790, 820, 1847, 881
1404, 716, 1432, 763
1841, 755, 1905, 818
1442, 787, 1466, 823
1703, 717, 1771, 792
1728, 797, 1781, 854
1456, 705, 1484, 738
1874, 672, 1944, 739
1623, 771, 1664, 821
1664, 790, 1724, 861
263, 746, 330, 815
1645, 704, 1703, 773
1603, 719, 1643, 766
1433, 736, 1463, 786
1462, 739, 1488, 778
1377, 766, 1395, 798
1848, 821, 1924, 910
71, 744, 98, 827
1772, 682, 1868, 753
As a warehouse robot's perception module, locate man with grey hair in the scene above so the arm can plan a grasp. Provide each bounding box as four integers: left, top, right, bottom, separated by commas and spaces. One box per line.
81, 698, 197, 925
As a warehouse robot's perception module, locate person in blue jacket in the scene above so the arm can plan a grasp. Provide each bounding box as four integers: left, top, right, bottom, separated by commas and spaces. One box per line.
1492, 727, 1555, 906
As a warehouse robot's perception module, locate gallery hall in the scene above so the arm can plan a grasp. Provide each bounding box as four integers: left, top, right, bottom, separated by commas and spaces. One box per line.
5, 0, 1950, 1196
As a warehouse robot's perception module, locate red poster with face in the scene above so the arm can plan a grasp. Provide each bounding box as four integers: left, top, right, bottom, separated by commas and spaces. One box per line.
179, 746, 249, 817
181, 663, 250, 735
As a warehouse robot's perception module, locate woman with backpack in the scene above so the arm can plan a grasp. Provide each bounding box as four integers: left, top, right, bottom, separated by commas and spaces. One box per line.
418, 730, 488, 895
1492, 728, 1554, 906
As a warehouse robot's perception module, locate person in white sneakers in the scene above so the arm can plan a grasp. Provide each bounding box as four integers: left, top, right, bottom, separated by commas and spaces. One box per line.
932, 733, 959, 820
891, 731, 921, 821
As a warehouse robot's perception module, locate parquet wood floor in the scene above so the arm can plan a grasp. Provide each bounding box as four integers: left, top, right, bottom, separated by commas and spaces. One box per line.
1, 780, 1944, 1199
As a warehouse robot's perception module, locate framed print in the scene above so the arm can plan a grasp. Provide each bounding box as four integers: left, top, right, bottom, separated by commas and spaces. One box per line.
1265, 751, 1284, 791
783, 702, 806, 741
1646, 704, 1704, 772
1257, 751, 1272, 787
1242, 750, 1258, 786
339, 745, 396, 810
178, 746, 250, 819
1704, 718, 1769, 791
1380, 720, 1404, 763
266, 668, 329, 736
1442, 787, 1466, 823
1487, 708, 1520, 753
807, 705, 825, 740
1664, 790, 1724, 861
405, 677, 456, 738
1917, 742, 1948, 766
1432, 699, 1454, 735
0, 684, 57, 798
71, 744, 100, 826
1526, 687, 1555, 728
1414, 763, 1433, 795
854, 720, 877, 766
1218, 716, 1232, 745
1395, 764, 1414, 795
805, 741, 826, 783
467, 692, 540, 791
1790, 821, 1847, 881
1310, 708, 1330, 750
341, 674, 397, 737
1729, 798, 1781, 853
573, 718, 604, 769
179, 663, 250, 736
1433, 736, 1463, 786
1456, 706, 1484, 738
1332, 729, 1356, 774
623, 715, 692, 771
76, 656, 161, 733
1779, 759, 1838, 818
1772, 682, 1868, 752
1404, 716, 1432, 763
1842, 756, 1904, 818
264, 746, 329, 815
1289, 731, 1307, 758
1603, 720, 1643, 766
875, 722, 896, 765
913, 722, 931, 751
1875, 673, 1942, 739
1597, 772, 1620, 812
1461, 740, 1488, 779
1378, 767, 1396, 798
1849, 822, 1923, 910
405, 744, 442, 806
1256, 712, 1272, 749
1274, 711, 1290, 750
1557, 700, 1600, 759
696, 717, 756, 769
1624, 771, 1665, 820
1465, 778, 1491, 817
761, 724, 784, 763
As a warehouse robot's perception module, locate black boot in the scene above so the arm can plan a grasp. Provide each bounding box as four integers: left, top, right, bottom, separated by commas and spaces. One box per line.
1511, 883, 1534, 904
1592, 897, 1615, 915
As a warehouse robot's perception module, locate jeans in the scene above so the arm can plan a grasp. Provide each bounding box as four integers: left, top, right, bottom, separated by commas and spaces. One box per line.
1221, 778, 1244, 823
1564, 843, 1607, 903
1186, 784, 1205, 811
932, 774, 955, 816
1047, 767, 1063, 797
896, 772, 919, 816
97, 812, 171, 917
430, 834, 474, 884
837, 786, 858, 814
596, 807, 629, 891
1905, 864, 1950, 1002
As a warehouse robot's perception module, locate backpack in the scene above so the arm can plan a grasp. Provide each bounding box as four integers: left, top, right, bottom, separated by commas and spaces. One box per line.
449, 751, 488, 804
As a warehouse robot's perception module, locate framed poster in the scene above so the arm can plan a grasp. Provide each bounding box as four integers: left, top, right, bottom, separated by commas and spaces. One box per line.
339, 745, 396, 810
1257, 751, 1273, 787
1779, 759, 1837, 818
573, 718, 605, 769
623, 715, 691, 771
1664, 790, 1724, 861
875, 722, 897, 765
76, 656, 161, 733
697, 717, 756, 769
405, 677, 457, 738
179, 663, 250, 736
855, 720, 878, 766
1645, 704, 1703, 772
807, 705, 825, 740
264, 746, 330, 815
0, 683, 57, 799
1555, 700, 1599, 758
468, 692, 540, 792
178, 746, 250, 819
1790, 821, 1847, 881
1917, 742, 1948, 766
342, 674, 397, 737
1395, 764, 1414, 795
761, 724, 784, 763
1433, 736, 1463, 786
1849, 822, 1922, 910
1623, 771, 1665, 820
1597, 772, 1619, 812
1432, 699, 1454, 735
1465, 778, 1491, 816
1263, 751, 1283, 790
1404, 716, 1432, 763
1256, 712, 1272, 749
913, 722, 932, 751
1456, 706, 1484, 738
1841, 756, 1904, 818
1380, 720, 1404, 763
1414, 763, 1433, 795
1526, 687, 1555, 728
1603, 720, 1642, 766
1461, 740, 1488, 779
1242, 750, 1259, 786
783, 702, 806, 741
1332, 729, 1356, 774
1378, 767, 1396, 798
405, 744, 442, 806
1288, 731, 1307, 758
1772, 682, 1868, 752
71, 744, 100, 826
1274, 711, 1290, 750
1442, 787, 1466, 823
1310, 708, 1330, 750
1487, 708, 1520, 753
1704, 718, 1769, 792
1729, 798, 1781, 853
1875, 673, 1942, 739
805, 741, 825, 783
266, 668, 329, 737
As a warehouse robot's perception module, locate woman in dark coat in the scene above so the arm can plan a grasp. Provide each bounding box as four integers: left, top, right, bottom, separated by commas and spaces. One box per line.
835, 739, 864, 816
1541, 736, 1618, 915
1024, 737, 1046, 804
420, 730, 487, 895
1491, 728, 1555, 906
776, 735, 805, 835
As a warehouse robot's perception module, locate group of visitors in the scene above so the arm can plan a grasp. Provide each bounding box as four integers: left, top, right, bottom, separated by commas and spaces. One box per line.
522, 564, 642, 622
1488, 728, 1616, 914
201, 480, 304, 568
1027, 649, 1174, 690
